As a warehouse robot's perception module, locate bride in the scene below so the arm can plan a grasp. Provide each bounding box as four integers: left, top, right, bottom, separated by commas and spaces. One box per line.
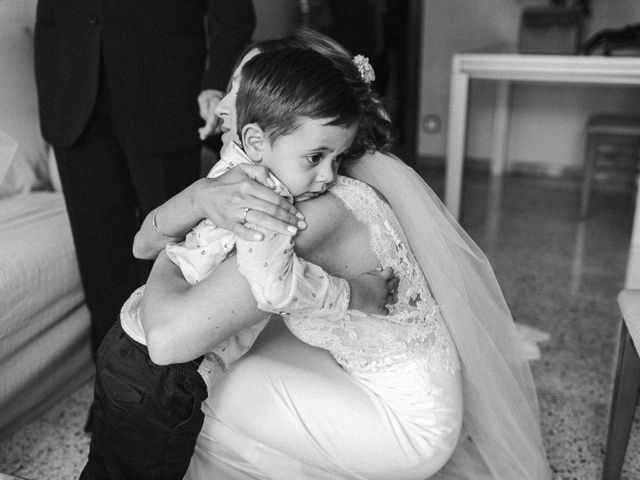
135, 29, 551, 480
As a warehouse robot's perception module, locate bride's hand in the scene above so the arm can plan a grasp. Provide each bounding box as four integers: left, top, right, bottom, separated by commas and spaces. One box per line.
196, 164, 306, 241
133, 164, 306, 259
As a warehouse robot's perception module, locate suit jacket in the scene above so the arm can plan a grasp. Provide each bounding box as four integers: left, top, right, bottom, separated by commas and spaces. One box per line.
34, 0, 255, 152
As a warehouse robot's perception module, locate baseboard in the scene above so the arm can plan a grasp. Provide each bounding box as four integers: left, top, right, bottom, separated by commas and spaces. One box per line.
414, 155, 636, 193
414, 155, 569, 176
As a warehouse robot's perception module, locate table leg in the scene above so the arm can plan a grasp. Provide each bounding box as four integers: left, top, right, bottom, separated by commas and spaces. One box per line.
483, 174, 504, 258
490, 81, 511, 176
445, 59, 469, 220
624, 174, 640, 289
601, 322, 640, 480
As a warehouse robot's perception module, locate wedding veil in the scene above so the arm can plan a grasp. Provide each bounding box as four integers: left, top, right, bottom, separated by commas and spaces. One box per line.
346, 153, 551, 480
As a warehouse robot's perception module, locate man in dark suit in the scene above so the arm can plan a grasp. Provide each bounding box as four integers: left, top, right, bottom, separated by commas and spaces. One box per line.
34, 0, 255, 359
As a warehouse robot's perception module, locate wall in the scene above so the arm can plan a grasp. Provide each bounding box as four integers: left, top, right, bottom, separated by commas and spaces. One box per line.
252, 0, 299, 40
418, 0, 640, 174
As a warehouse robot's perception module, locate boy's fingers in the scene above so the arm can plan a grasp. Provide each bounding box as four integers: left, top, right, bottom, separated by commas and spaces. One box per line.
379, 266, 395, 280
389, 291, 398, 305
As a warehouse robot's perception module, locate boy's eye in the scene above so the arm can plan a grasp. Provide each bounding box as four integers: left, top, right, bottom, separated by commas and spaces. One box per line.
306, 153, 324, 165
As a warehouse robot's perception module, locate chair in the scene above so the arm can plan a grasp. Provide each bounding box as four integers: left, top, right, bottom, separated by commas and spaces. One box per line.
580, 113, 640, 218
601, 289, 640, 480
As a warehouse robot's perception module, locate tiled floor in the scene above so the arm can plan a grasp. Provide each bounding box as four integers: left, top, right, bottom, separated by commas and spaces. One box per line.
0, 382, 92, 479
1, 168, 640, 479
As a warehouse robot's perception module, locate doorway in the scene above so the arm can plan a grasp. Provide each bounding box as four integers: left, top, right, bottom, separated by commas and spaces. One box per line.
298, 0, 423, 164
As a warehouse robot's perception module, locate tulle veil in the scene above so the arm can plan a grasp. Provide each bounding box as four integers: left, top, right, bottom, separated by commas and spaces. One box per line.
346, 152, 551, 480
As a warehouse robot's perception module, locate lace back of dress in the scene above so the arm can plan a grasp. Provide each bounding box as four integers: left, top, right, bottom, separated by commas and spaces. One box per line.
330, 176, 460, 375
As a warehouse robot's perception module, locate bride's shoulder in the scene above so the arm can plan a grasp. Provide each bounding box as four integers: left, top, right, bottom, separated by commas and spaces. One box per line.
297, 188, 346, 218
294, 184, 365, 255
333, 175, 389, 206
295, 190, 349, 241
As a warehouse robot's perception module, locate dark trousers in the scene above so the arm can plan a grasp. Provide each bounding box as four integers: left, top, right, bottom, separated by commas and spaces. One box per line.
80, 322, 207, 480
54, 74, 201, 358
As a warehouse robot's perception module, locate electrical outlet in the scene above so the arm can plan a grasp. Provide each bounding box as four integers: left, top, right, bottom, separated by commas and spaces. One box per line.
422, 114, 441, 134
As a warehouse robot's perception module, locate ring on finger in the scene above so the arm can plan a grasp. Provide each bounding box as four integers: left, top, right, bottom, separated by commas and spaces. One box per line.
242, 207, 251, 224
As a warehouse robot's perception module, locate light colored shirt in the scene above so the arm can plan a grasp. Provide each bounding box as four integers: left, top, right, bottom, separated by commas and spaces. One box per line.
166, 143, 290, 285
121, 143, 350, 392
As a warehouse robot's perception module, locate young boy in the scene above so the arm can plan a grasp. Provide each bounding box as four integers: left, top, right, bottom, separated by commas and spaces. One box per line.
80, 47, 396, 480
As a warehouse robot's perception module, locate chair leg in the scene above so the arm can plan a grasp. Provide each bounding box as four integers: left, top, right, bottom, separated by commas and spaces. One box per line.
602, 322, 640, 480
581, 134, 598, 219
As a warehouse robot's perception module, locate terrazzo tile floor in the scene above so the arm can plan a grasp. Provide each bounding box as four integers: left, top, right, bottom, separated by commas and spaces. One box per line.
1, 168, 640, 479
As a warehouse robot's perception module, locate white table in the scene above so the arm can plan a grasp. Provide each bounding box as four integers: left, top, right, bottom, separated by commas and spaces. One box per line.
444, 47, 640, 286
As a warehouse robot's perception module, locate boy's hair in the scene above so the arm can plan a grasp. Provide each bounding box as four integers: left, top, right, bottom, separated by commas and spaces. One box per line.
231, 28, 395, 160
236, 47, 362, 145
285, 28, 395, 162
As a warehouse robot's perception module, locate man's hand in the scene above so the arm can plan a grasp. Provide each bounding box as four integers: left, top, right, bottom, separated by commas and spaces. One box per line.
196, 164, 307, 241
198, 89, 224, 140
348, 267, 399, 315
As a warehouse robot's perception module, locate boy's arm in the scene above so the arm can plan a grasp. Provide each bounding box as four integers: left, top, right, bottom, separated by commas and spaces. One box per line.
140, 192, 396, 365
141, 249, 268, 365
133, 165, 303, 259
236, 230, 351, 318
236, 197, 395, 318
165, 220, 235, 285
161, 159, 248, 285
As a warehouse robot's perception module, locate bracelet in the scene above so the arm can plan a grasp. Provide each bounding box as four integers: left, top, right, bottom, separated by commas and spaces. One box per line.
152, 208, 172, 238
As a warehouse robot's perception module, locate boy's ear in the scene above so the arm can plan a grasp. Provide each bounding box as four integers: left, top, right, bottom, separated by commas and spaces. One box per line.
241, 123, 267, 162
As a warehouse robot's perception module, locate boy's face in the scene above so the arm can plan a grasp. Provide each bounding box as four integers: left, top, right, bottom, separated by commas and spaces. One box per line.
259, 118, 357, 202
215, 48, 260, 156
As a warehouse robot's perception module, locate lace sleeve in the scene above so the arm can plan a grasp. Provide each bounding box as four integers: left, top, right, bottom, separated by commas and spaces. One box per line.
236, 229, 351, 319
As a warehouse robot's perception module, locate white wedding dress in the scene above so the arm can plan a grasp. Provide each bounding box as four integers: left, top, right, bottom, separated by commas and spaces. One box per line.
185, 176, 464, 480
185, 153, 551, 480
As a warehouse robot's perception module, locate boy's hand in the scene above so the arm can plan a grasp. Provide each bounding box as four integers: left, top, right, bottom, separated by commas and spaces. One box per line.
348, 267, 399, 315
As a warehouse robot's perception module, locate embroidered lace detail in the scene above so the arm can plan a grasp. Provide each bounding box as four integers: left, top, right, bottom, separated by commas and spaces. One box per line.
284, 176, 460, 377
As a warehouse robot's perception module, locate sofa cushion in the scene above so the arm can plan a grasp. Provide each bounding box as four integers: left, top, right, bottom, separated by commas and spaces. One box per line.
0, 0, 53, 198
